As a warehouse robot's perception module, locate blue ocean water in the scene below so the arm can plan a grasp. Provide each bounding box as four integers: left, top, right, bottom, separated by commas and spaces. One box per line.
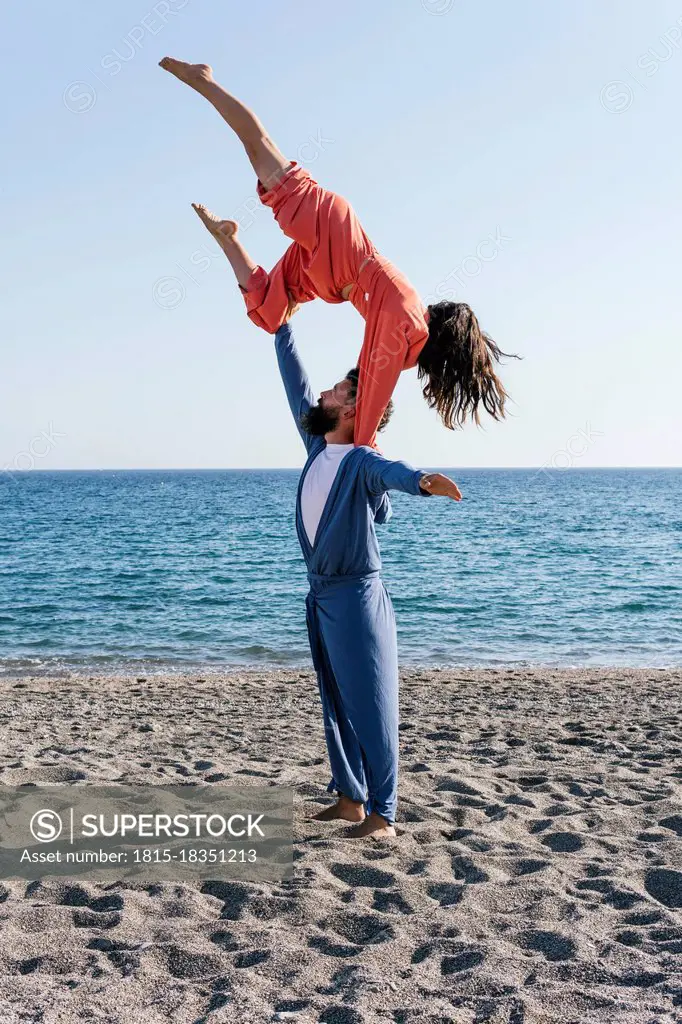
0, 469, 680, 674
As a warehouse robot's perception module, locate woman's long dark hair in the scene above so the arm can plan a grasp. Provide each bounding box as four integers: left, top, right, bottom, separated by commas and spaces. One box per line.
417, 301, 519, 429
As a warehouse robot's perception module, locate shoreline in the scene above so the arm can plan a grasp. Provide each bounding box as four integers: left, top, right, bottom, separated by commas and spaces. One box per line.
1, 661, 681, 680
0, 667, 680, 1022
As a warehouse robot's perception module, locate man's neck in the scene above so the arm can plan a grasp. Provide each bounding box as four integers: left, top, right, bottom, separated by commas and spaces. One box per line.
324, 427, 354, 445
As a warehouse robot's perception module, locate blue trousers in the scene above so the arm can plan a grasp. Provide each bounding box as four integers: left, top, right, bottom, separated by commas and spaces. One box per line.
305, 571, 399, 823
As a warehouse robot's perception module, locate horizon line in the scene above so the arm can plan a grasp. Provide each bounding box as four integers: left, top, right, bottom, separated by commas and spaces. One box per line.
3, 466, 681, 474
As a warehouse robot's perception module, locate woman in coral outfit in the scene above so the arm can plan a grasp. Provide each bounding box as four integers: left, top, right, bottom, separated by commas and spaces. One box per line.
160, 58, 514, 450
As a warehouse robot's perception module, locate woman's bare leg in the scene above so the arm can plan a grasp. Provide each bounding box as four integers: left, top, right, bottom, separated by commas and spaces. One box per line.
159, 58, 291, 190
191, 206, 256, 289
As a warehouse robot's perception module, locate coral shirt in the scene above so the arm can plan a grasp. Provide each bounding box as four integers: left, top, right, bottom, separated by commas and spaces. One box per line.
240, 163, 428, 449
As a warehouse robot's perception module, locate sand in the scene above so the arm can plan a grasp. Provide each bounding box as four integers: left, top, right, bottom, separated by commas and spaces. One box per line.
0, 666, 680, 1023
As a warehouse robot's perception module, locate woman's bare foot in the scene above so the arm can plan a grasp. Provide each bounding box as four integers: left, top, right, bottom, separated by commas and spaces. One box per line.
345, 812, 396, 840
159, 58, 214, 92
310, 795, 365, 823
192, 204, 238, 249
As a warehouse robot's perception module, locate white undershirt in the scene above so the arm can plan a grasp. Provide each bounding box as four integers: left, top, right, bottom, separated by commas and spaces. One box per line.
301, 443, 354, 546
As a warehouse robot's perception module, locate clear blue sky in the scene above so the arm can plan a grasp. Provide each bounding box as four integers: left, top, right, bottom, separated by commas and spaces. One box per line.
2, 0, 681, 471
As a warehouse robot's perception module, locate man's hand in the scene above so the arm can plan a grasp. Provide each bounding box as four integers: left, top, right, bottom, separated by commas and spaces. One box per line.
283, 290, 301, 323
419, 472, 462, 501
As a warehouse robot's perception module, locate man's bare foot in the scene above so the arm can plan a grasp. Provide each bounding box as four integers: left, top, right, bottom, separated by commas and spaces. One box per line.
310, 795, 365, 823
345, 812, 396, 840
192, 204, 238, 249
159, 58, 214, 92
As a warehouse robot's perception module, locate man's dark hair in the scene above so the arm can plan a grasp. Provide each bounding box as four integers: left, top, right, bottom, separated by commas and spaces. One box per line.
345, 368, 394, 432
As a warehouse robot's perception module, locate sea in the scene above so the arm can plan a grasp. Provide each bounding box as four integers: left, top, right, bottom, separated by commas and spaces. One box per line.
1, 469, 680, 675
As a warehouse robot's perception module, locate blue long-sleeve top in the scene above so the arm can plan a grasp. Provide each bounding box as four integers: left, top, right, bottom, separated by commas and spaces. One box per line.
274, 323, 431, 578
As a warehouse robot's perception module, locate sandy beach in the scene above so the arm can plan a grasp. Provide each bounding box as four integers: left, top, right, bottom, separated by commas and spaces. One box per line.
0, 667, 680, 1023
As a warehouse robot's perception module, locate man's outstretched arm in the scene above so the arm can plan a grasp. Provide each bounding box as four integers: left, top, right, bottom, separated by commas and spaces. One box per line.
362, 450, 462, 501
273, 322, 317, 453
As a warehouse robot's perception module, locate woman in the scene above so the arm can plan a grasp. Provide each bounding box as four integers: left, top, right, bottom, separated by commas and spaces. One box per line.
160, 58, 515, 449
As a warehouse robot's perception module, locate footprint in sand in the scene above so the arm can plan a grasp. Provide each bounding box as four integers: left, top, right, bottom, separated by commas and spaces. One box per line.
517, 775, 549, 789
330, 864, 395, 889
372, 890, 414, 915
637, 829, 669, 843
441, 948, 486, 973
248, 895, 300, 921
584, 862, 614, 878
200, 880, 254, 920
435, 777, 482, 796
319, 1006, 365, 1024
57, 885, 125, 914
16, 957, 42, 975
274, 999, 311, 1015
209, 929, 239, 952
517, 929, 577, 961
574, 878, 643, 910
234, 949, 270, 968
411, 933, 466, 964
659, 814, 682, 836
527, 818, 552, 834
330, 912, 395, 945
406, 859, 428, 875
427, 882, 464, 908
441, 827, 493, 853
87, 937, 142, 976
162, 944, 224, 979
540, 831, 584, 853
509, 858, 551, 876
203, 984, 231, 1017
73, 907, 121, 929
308, 935, 360, 959
622, 909, 662, 926
451, 855, 488, 883
361, 847, 392, 862
615, 928, 644, 948
400, 807, 430, 822
504, 794, 536, 807
645, 868, 682, 909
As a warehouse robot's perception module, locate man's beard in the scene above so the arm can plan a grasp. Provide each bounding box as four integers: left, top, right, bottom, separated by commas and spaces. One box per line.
300, 403, 340, 437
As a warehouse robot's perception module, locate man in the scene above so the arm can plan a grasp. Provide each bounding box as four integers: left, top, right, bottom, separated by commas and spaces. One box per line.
273, 316, 462, 839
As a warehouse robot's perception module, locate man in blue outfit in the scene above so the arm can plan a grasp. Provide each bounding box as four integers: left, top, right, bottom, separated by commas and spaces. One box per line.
273, 316, 462, 839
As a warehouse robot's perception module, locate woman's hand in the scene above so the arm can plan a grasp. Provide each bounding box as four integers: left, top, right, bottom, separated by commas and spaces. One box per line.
419, 472, 462, 501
